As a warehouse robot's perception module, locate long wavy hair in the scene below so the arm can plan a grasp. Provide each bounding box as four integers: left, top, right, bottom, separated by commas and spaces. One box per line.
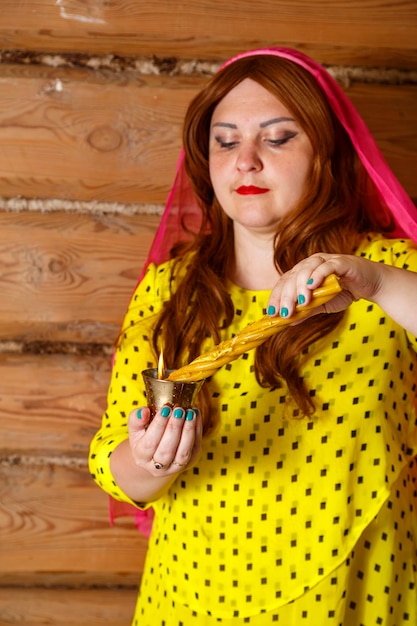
152, 55, 394, 433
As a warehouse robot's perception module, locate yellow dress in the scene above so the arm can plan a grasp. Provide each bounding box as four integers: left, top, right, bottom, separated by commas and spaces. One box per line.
89, 234, 417, 625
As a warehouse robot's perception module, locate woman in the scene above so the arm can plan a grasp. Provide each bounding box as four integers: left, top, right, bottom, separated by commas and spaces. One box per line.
89, 48, 417, 625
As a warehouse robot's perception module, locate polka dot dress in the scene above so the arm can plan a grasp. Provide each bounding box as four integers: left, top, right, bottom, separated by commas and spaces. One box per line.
89, 234, 417, 625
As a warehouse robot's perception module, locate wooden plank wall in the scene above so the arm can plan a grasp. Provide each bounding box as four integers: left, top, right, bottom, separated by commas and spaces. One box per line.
0, 2, 416, 624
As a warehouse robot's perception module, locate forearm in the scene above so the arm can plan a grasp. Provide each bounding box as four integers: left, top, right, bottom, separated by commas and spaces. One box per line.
371, 265, 417, 336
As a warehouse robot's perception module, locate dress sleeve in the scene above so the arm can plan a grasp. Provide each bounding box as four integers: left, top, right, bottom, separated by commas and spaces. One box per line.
386, 238, 417, 350
88, 262, 168, 508
358, 235, 417, 350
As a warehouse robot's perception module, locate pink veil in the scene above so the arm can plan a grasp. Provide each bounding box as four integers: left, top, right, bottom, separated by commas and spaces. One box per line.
109, 46, 417, 535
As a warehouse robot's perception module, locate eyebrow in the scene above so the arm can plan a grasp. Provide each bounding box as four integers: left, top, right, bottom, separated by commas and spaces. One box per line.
260, 117, 294, 128
211, 117, 295, 130
211, 122, 237, 129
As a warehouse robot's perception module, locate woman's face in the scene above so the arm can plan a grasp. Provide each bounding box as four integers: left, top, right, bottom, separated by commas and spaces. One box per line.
209, 78, 314, 237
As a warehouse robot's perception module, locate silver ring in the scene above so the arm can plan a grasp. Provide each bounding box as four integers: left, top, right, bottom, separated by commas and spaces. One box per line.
152, 458, 165, 470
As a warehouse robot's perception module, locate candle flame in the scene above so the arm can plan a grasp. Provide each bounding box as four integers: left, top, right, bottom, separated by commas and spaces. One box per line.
157, 350, 165, 379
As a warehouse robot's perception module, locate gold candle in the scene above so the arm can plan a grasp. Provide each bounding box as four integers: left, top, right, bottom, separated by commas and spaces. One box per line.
168, 274, 342, 382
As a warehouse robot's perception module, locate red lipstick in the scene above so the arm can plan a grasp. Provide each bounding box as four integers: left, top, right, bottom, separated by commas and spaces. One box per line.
236, 185, 269, 195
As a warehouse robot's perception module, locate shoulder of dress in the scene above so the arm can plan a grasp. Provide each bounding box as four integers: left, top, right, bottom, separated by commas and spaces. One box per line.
355, 233, 417, 267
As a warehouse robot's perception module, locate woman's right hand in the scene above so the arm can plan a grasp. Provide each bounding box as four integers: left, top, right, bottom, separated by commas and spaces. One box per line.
127, 405, 202, 476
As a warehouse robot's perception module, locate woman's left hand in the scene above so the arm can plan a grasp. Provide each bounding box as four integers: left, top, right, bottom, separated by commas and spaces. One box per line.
267, 253, 385, 320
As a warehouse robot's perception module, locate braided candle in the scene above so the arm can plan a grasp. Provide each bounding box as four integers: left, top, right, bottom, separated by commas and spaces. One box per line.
167, 274, 342, 382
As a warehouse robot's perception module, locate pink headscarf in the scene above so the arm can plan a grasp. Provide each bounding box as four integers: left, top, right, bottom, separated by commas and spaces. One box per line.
110, 46, 417, 534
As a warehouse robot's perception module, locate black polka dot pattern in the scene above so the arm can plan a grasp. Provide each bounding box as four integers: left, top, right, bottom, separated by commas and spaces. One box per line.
89, 234, 417, 625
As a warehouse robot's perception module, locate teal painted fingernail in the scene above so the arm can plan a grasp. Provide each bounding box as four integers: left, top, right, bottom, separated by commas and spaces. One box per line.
280, 307, 289, 318
161, 406, 171, 418
298, 294, 305, 305
137, 408, 143, 419
174, 408, 184, 419
307, 278, 314, 285
267, 305, 276, 316
185, 409, 194, 421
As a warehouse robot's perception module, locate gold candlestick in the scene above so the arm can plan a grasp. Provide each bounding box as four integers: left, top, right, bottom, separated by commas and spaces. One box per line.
168, 274, 342, 382
142, 368, 204, 417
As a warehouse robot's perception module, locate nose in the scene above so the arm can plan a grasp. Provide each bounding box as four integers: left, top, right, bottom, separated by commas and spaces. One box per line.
236, 142, 262, 172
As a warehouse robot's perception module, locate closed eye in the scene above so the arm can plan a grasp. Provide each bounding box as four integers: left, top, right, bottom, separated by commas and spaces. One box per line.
268, 132, 298, 147
215, 137, 237, 149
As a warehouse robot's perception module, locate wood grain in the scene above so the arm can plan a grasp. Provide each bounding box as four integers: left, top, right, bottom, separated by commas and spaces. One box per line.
0, 351, 148, 589
0, 588, 137, 626
0, 65, 416, 204
0, 352, 110, 453
0, 211, 158, 343
0, 461, 147, 575
0, 351, 149, 582
0, 1, 416, 67
0, 65, 198, 203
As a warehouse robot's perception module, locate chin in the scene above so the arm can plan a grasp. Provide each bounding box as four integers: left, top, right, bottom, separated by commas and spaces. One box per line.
238, 222, 281, 235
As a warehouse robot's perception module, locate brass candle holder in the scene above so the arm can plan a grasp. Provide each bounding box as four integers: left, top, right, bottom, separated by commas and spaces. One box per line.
142, 368, 204, 419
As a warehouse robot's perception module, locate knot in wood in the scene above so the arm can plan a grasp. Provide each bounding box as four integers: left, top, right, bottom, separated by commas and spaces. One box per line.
87, 126, 122, 152
48, 258, 65, 274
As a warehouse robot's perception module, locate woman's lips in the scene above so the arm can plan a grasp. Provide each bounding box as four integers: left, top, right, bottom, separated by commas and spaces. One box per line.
236, 185, 269, 195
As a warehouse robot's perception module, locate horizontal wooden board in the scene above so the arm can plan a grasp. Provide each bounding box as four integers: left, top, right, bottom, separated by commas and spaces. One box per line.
0, 352, 110, 453
0, 65, 197, 204
0, 571, 141, 587
0, 460, 148, 576
0, 65, 416, 204
0, 1, 416, 67
0, 211, 158, 343
0, 587, 137, 626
